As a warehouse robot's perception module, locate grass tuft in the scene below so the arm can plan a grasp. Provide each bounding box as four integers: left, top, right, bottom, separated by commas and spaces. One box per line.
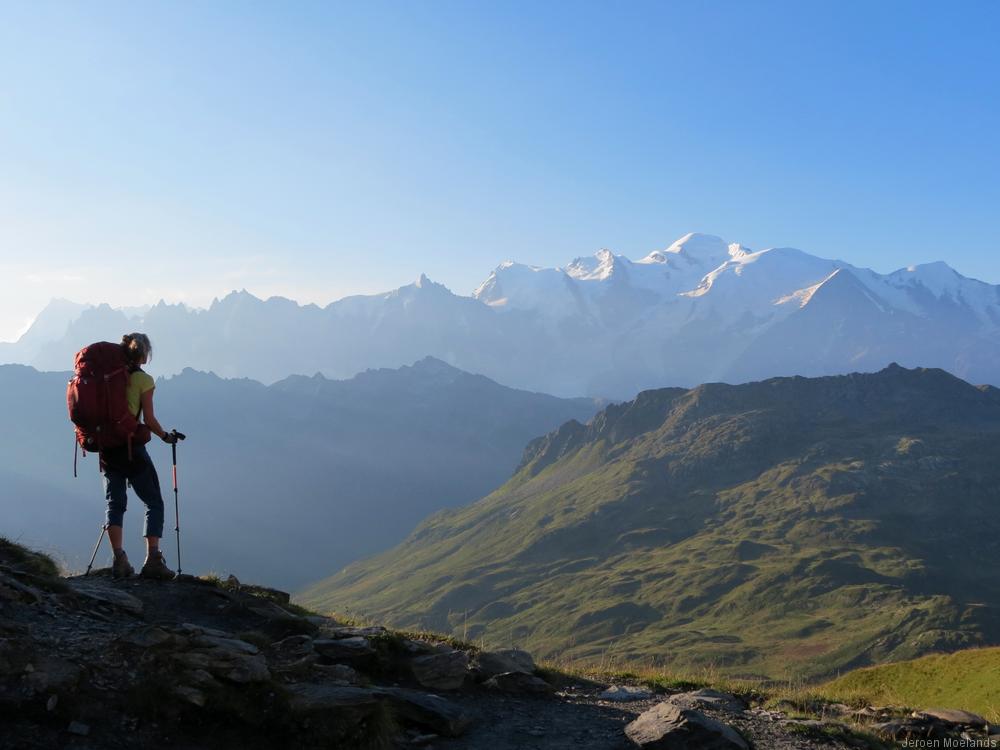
0, 536, 61, 578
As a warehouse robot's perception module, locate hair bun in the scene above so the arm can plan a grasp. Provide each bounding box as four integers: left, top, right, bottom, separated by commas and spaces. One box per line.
121, 333, 152, 364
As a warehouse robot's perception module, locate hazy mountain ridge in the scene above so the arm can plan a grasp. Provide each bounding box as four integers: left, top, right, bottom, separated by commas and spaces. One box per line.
0, 358, 599, 588
301, 364, 1000, 679
4, 233, 999, 397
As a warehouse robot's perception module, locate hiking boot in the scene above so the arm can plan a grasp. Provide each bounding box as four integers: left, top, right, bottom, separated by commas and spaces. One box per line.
112, 549, 134, 579
140, 550, 175, 581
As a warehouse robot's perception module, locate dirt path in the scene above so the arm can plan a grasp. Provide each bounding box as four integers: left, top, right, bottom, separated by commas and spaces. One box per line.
424, 686, 876, 750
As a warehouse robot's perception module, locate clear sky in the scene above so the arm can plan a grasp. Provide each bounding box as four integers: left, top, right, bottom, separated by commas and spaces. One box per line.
1, 0, 998, 340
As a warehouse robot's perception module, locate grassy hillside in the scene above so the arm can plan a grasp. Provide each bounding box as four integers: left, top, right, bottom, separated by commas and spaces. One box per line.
301, 365, 1000, 680
817, 647, 1000, 721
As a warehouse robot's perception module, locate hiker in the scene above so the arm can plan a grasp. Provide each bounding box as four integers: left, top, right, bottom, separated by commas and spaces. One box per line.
100, 333, 178, 580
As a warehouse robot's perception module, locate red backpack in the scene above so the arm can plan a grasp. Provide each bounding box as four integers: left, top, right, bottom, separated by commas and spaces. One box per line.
67, 342, 150, 475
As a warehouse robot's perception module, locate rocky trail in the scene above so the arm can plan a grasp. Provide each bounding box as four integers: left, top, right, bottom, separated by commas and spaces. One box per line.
1, 549, 996, 749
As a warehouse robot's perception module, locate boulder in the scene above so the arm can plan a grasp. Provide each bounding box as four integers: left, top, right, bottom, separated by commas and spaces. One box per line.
665, 689, 748, 715
475, 648, 536, 678
272, 634, 314, 654
870, 719, 949, 741
410, 650, 469, 690
915, 708, 988, 729
483, 671, 554, 695
171, 646, 270, 684
68, 581, 144, 615
179, 623, 232, 638
380, 687, 474, 736
626, 703, 749, 750
311, 663, 360, 684
193, 634, 260, 655
286, 683, 388, 744
219, 653, 271, 683
313, 636, 376, 663
286, 683, 382, 715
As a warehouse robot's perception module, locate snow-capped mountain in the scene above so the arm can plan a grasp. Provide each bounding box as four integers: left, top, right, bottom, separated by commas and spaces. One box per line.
5, 233, 999, 397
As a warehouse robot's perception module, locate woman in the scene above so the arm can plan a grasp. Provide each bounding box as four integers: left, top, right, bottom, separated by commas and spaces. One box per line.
101, 333, 177, 580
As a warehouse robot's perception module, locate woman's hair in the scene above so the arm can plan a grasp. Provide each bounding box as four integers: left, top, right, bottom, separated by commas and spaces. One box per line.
121, 333, 153, 365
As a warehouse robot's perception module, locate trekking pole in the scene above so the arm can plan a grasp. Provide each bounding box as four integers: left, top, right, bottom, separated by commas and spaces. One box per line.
85, 524, 108, 576
170, 430, 187, 576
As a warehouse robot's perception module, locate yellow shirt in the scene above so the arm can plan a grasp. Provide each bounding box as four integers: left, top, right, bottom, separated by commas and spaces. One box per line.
127, 370, 155, 418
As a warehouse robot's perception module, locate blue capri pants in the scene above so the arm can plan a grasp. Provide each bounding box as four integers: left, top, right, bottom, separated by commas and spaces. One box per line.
103, 444, 165, 538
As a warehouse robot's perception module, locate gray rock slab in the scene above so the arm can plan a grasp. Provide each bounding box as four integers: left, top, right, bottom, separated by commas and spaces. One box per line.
286, 683, 382, 715
68, 581, 143, 615
194, 634, 260, 655
915, 708, 988, 729
379, 687, 474, 737
410, 649, 469, 690
179, 623, 233, 638
314, 636, 376, 661
626, 702, 749, 750
483, 671, 554, 695
310, 663, 359, 684
666, 689, 748, 714
475, 648, 536, 678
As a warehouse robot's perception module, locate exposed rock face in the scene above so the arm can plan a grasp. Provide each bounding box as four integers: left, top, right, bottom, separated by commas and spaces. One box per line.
380, 687, 474, 737
312, 636, 376, 663
483, 671, 555, 695
0, 554, 492, 750
6, 539, 995, 750
626, 702, 750, 750
915, 708, 988, 729
475, 648, 536, 679
410, 649, 470, 690
665, 689, 748, 715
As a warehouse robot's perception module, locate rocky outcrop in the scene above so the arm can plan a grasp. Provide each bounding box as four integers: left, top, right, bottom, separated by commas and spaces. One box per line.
410, 649, 470, 690
0, 543, 563, 750
474, 648, 536, 679
626, 702, 750, 750
4, 539, 997, 750
664, 688, 748, 715
483, 671, 555, 695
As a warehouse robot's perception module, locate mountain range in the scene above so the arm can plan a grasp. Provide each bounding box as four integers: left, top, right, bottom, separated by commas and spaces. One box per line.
0, 358, 598, 588
300, 364, 1000, 680
4, 233, 999, 398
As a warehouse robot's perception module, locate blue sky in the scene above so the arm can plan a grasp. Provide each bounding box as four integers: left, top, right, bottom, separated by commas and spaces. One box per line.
1, 1, 998, 340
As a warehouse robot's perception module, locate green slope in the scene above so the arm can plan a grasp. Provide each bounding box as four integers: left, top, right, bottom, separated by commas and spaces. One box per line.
301, 365, 1000, 680
818, 647, 1000, 720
